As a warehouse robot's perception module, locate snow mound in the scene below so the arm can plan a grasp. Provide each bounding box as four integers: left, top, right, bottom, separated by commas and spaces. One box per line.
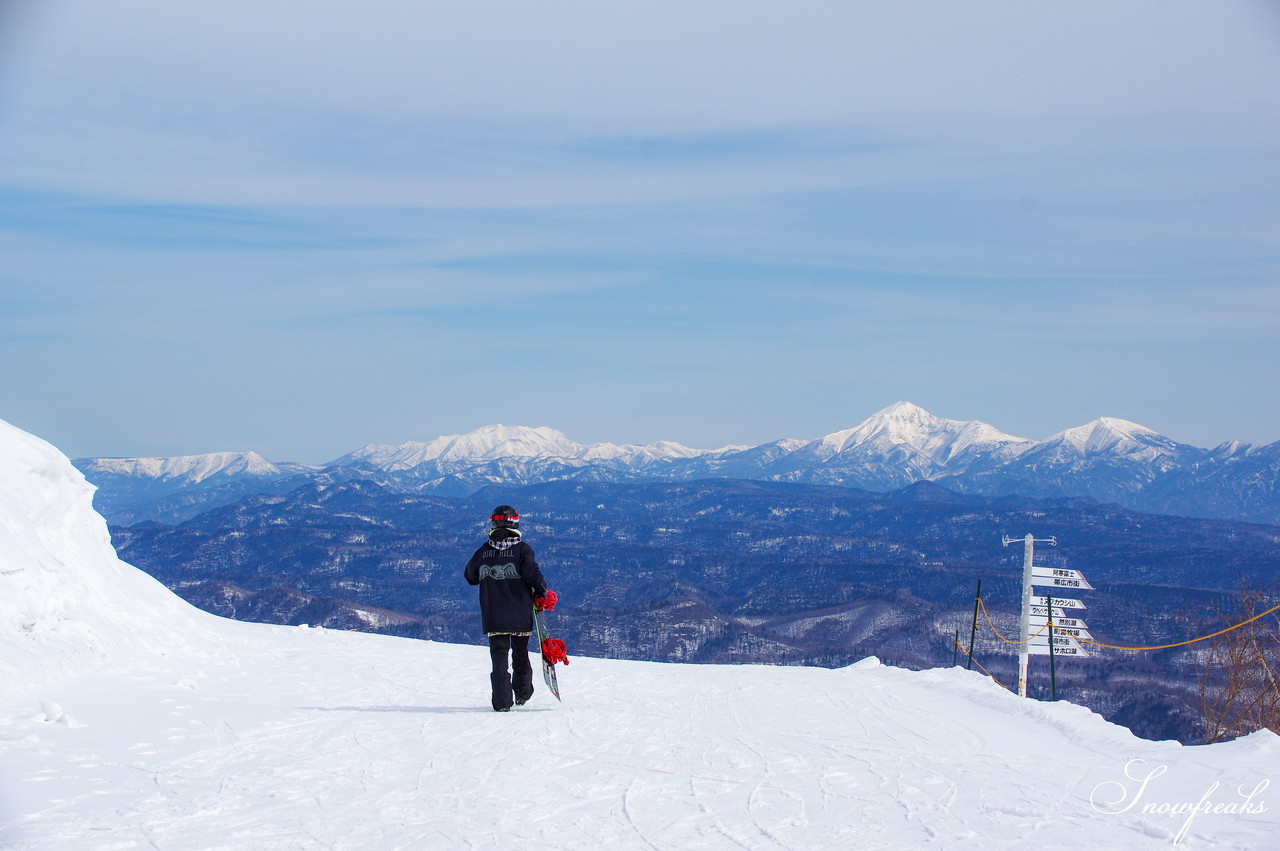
0, 418, 212, 697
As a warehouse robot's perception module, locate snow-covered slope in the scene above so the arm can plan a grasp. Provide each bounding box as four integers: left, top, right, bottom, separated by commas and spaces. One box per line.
3, 416, 1279, 847
0, 420, 215, 699
4, 634, 1278, 848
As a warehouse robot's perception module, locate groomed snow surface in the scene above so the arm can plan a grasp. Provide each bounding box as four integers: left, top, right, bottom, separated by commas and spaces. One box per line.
2, 417, 1277, 849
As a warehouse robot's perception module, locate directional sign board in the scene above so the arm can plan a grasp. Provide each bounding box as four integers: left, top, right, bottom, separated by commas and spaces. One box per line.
1049, 625, 1094, 641
1030, 615, 1088, 630
1029, 643, 1088, 657
1008, 535, 1097, 694
1030, 566, 1088, 582
1030, 620, 1093, 642
1032, 574, 1094, 591
1030, 595, 1085, 610
1028, 633, 1084, 651
1030, 567, 1094, 590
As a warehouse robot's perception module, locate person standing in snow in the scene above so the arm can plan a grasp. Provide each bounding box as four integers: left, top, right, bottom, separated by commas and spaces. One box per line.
464, 505, 556, 712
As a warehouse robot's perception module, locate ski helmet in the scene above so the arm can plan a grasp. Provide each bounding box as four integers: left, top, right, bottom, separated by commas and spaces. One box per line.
489, 505, 520, 531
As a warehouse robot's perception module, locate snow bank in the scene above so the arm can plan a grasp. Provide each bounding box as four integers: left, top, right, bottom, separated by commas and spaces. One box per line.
0, 418, 212, 697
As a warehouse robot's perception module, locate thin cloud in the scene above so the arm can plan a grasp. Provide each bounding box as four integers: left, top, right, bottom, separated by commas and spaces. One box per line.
1, 1, 1278, 458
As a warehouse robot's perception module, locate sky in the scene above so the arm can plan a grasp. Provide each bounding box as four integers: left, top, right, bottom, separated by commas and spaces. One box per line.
1, 1, 1278, 463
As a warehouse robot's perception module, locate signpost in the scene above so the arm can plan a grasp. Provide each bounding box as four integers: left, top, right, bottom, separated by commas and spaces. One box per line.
1029, 566, 1095, 590
1030, 595, 1085, 609
1027, 632, 1085, 651
1029, 595, 1084, 619
1027, 643, 1089, 658
1003, 534, 1095, 698
1031, 618, 1092, 640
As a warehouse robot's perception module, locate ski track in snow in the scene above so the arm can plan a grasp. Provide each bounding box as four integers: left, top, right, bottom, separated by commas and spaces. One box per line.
3, 622, 1277, 850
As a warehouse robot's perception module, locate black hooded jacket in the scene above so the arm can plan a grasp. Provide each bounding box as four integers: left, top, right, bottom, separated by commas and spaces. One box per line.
464, 538, 546, 635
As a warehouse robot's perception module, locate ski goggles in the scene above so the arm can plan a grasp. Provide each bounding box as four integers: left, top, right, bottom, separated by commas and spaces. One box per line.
490, 513, 520, 524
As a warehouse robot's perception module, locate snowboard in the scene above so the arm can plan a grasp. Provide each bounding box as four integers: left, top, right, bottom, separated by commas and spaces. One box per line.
532, 603, 561, 701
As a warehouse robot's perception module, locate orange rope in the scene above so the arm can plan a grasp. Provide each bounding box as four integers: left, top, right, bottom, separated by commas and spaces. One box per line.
953, 640, 1010, 691
1066, 601, 1280, 651
978, 598, 1049, 645
976, 597, 1280, 653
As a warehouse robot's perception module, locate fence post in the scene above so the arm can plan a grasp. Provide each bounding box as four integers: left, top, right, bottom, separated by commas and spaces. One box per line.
966, 579, 982, 670
1047, 591, 1057, 701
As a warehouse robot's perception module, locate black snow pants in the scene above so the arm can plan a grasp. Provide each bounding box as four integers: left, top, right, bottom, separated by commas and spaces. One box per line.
489, 634, 533, 711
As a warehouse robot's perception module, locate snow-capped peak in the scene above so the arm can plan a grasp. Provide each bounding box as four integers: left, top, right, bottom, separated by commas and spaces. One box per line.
332, 425, 717, 472
578, 439, 703, 464
429, 425, 579, 462
332, 425, 576, 470
76, 451, 283, 484
813, 402, 1028, 465
69, 404, 1253, 512
1047, 417, 1178, 458
828, 401, 932, 446
1210, 439, 1256, 458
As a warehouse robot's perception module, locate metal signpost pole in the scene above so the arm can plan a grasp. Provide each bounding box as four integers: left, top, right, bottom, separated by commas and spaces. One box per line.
1005, 532, 1063, 698
1017, 533, 1034, 698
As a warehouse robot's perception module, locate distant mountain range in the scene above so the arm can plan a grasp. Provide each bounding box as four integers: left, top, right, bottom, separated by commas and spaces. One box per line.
75, 402, 1280, 526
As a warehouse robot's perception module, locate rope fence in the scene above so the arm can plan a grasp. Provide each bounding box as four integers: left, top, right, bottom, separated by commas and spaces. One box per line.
977, 599, 1046, 645
963, 596, 1280, 682
973, 597, 1280, 652
1071, 600, 1280, 651
952, 640, 1010, 692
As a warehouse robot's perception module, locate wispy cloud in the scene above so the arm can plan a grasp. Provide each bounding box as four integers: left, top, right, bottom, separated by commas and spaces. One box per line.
1, 1, 1278, 458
